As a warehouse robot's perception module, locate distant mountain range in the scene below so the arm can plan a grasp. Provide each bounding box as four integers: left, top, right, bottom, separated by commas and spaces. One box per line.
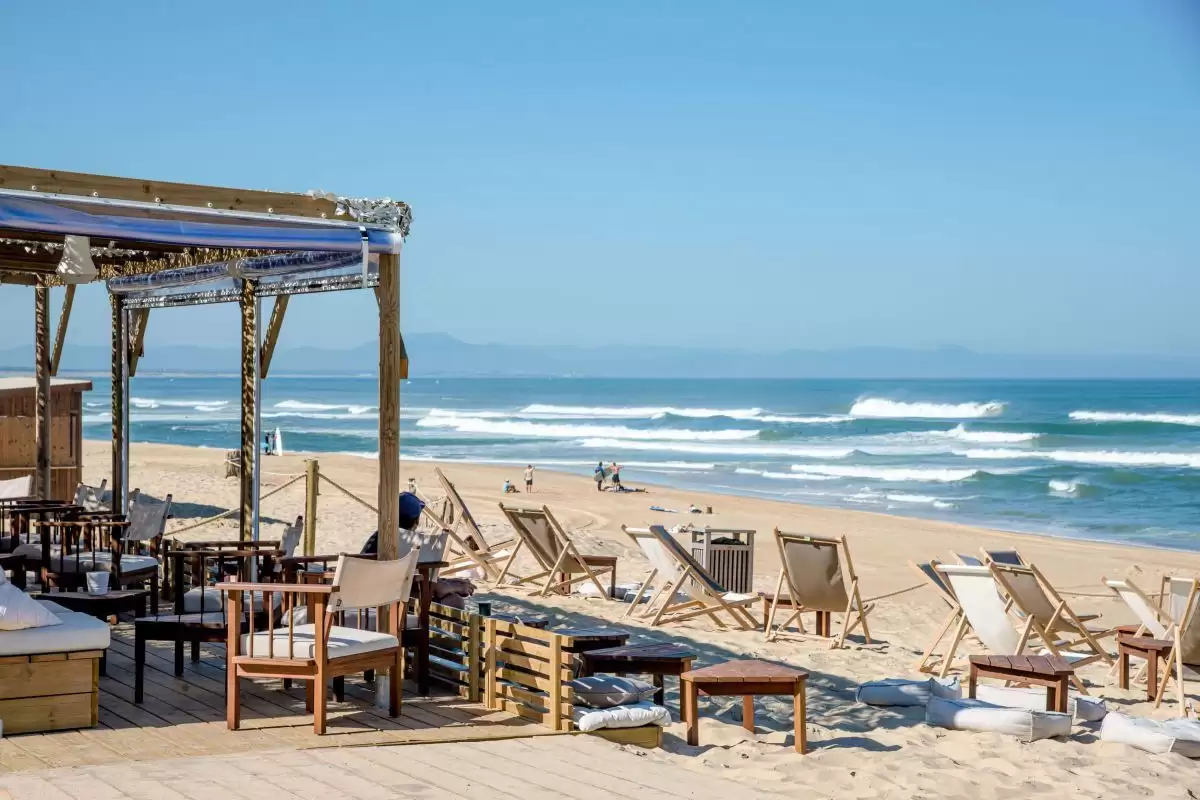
2, 333, 1199, 378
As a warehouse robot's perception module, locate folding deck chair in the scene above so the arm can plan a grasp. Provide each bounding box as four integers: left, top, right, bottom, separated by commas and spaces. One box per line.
766, 530, 873, 648
980, 548, 1025, 567
621, 526, 759, 629
911, 558, 964, 673
1149, 578, 1200, 716
421, 468, 514, 581
496, 504, 616, 598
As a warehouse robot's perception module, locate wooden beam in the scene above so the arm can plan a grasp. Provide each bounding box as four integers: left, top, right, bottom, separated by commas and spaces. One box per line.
33, 286, 51, 499
398, 332, 409, 380
50, 285, 75, 376
239, 280, 257, 542
0, 164, 340, 220
259, 296, 289, 379
377, 251, 401, 563
128, 308, 150, 377
110, 295, 126, 515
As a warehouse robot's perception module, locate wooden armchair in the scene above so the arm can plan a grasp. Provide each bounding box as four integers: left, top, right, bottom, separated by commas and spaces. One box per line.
221, 552, 419, 734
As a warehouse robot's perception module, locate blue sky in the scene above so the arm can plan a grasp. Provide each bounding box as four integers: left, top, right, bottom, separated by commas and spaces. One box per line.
1, 2, 1198, 355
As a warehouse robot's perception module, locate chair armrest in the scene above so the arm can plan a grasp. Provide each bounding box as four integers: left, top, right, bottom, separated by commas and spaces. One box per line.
219, 581, 333, 595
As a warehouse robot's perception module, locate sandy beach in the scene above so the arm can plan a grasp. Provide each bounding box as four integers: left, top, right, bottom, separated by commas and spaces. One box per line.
92, 439, 1200, 798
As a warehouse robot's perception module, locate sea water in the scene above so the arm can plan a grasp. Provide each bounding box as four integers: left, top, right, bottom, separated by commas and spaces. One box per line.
77, 376, 1200, 551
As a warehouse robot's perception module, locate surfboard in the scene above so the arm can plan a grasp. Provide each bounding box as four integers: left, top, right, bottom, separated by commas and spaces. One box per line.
272, 427, 284, 456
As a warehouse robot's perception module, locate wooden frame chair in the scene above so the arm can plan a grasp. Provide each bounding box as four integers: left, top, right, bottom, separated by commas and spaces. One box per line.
421, 468, 515, 581
73, 479, 109, 513
1152, 578, 1200, 716
620, 526, 759, 629
222, 552, 419, 734
495, 504, 616, 598
989, 562, 1115, 671
980, 548, 1025, 567
766, 530, 872, 648
911, 558, 964, 673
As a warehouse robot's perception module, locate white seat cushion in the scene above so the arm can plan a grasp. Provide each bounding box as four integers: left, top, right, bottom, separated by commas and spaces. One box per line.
572, 701, 671, 732
51, 553, 159, 574
0, 610, 110, 655
10, 542, 45, 560
284, 605, 420, 631
241, 623, 399, 660
856, 677, 961, 707
722, 592, 758, 603
973, 683, 1107, 722
0, 582, 62, 631
35, 599, 71, 615
183, 587, 279, 614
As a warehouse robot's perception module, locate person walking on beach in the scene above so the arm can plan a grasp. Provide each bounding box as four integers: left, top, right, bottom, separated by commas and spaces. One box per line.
610, 461, 622, 489
524, 464, 535, 493
594, 462, 606, 491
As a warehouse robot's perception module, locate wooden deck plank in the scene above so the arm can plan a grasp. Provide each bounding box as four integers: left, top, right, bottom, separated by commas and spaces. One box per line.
0, 740, 50, 772
490, 737, 692, 800
307, 748, 463, 800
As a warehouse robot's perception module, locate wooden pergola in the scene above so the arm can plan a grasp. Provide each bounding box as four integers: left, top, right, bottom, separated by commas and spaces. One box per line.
0, 165, 411, 562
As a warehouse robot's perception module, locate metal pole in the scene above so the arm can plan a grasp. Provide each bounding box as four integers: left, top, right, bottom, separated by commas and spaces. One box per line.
120, 306, 130, 513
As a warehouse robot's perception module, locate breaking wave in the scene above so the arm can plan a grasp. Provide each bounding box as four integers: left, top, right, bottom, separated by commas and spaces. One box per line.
959, 448, 1200, 470
1069, 410, 1200, 427
789, 464, 989, 482
130, 397, 229, 412
578, 438, 855, 458
418, 416, 758, 442
276, 400, 376, 415
849, 397, 1006, 419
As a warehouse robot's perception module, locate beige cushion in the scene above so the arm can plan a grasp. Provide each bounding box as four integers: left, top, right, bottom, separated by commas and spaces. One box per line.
183, 588, 279, 614
0, 610, 109, 655
284, 605, 420, 630
0, 581, 62, 631
51, 553, 159, 574
241, 623, 399, 660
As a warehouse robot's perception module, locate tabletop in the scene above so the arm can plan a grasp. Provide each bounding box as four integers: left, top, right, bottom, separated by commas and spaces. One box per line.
682, 659, 808, 683
969, 654, 1074, 675
582, 642, 697, 661
34, 589, 149, 601
556, 627, 630, 643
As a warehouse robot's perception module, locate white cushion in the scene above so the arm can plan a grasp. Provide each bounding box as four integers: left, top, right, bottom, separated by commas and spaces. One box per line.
51, 553, 159, 574
1100, 712, 1200, 757
572, 701, 672, 733
0, 582, 62, 631
35, 599, 71, 615
0, 610, 109, 655
241, 623, 399, 660
183, 587, 279, 614
856, 677, 961, 707
973, 684, 1107, 722
284, 605, 420, 631
925, 696, 1073, 742
11, 542, 44, 560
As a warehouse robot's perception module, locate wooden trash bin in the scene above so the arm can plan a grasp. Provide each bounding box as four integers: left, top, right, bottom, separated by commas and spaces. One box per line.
689, 528, 755, 593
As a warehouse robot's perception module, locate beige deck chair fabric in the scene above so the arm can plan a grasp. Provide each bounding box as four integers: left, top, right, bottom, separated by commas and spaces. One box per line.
0, 476, 33, 500
766, 531, 873, 648
636, 525, 759, 629
74, 479, 109, 512
619, 526, 683, 620
990, 563, 1113, 675
495, 504, 614, 598
1153, 579, 1200, 716
1105, 577, 1171, 639
911, 559, 963, 672
423, 468, 513, 580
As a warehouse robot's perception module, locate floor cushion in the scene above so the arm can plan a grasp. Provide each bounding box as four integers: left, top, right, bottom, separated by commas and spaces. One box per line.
0, 610, 109, 655
1100, 712, 1200, 757
973, 683, 1107, 722
857, 677, 961, 706
926, 695, 1073, 742
572, 701, 672, 733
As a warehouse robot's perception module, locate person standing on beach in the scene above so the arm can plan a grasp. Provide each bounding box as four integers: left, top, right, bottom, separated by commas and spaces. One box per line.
524, 464, 535, 492
594, 462, 606, 491
610, 461, 621, 489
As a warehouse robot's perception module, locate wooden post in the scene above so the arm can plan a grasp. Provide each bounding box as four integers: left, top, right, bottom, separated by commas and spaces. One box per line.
33, 285, 51, 499
50, 285, 75, 377
128, 308, 150, 377
260, 296, 289, 379
377, 251, 401, 561
110, 295, 126, 514
238, 280, 257, 542
304, 459, 319, 556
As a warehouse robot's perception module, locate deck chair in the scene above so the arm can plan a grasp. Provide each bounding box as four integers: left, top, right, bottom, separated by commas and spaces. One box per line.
1153, 578, 1200, 716
621, 526, 759, 629
422, 468, 514, 581
1105, 576, 1173, 639
766, 530, 873, 648
990, 562, 1114, 671
981, 548, 1025, 566
0, 476, 34, 502
73, 479, 109, 512
1162, 577, 1197, 627
495, 504, 615, 598
953, 552, 984, 567
911, 559, 964, 673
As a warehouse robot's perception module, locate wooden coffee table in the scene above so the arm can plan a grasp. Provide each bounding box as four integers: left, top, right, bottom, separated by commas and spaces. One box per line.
968, 654, 1075, 712
681, 659, 809, 753
579, 641, 697, 718
1118, 634, 1174, 700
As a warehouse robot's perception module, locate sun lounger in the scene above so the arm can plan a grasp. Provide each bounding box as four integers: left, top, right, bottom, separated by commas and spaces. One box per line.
620, 526, 759, 629
765, 530, 872, 648
423, 468, 514, 581
911, 559, 965, 673
1105, 576, 1173, 639
1153, 578, 1200, 716
496, 504, 616, 598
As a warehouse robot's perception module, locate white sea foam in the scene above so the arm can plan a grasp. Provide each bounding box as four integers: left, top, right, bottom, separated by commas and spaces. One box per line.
263, 411, 379, 421
884, 493, 955, 509
1048, 478, 1088, 496
938, 424, 1039, 444
789, 464, 984, 482
849, 397, 1006, 419
276, 400, 376, 415
577, 438, 855, 458
515, 404, 846, 424
757, 414, 852, 424
734, 468, 838, 481
958, 448, 1200, 469
1069, 410, 1200, 427
130, 397, 229, 412
418, 416, 758, 442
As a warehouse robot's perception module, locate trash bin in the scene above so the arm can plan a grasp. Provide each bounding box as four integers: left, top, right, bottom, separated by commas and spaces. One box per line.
689, 528, 756, 593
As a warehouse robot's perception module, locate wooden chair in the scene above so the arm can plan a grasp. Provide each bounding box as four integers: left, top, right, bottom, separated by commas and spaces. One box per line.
421, 468, 514, 581
73, 479, 109, 513
621, 525, 759, 629
1153, 578, 1200, 716
496, 503, 616, 598
980, 548, 1025, 567
766, 530, 873, 648
222, 552, 419, 734
911, 558, 963, 673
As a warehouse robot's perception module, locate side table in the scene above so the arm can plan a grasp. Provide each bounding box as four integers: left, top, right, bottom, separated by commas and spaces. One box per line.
681, 659, 809, 753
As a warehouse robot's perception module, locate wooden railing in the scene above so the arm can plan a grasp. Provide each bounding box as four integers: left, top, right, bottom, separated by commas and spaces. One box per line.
426, 603, 483, 701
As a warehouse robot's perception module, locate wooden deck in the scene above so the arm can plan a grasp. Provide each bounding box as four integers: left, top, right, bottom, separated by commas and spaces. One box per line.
0, 624, 552, 773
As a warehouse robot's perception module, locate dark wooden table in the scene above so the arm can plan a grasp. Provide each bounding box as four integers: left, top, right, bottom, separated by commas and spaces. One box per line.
579, 641, 697, 716
1118, 634, 1174, 700
34, 589, 150, 676
556, 627, 630, 654
489, 612, 550, 629
968, 654, 1075, 712
681, 659, 809, 753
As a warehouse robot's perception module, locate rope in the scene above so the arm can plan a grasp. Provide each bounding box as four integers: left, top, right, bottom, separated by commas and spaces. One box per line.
863, 583, 925, 603
167, 473, 305, 535
319, 473, 379, 514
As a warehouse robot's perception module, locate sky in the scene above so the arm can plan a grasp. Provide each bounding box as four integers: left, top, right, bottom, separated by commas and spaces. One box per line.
1, 2, 1198, 356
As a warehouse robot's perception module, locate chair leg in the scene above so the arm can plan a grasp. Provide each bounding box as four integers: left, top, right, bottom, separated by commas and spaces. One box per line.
333, 676, 345, 702
314, 674, 329, 734
390, 650, 402, 716
191, 640, 201, 663
174, 639, 185, 676
226, 663, 241, 731
134, 626, 146, 704
305, 679, 315, 712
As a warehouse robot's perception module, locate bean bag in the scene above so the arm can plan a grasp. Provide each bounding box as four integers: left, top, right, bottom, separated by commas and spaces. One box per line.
925, 695, 1073, 742
972, 683, 1106, 722
856, 677, 961, 707
1100, 712, 1200, 757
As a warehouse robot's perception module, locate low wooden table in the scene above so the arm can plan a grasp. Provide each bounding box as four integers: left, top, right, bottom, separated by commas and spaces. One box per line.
489, 612, 549, 629
681, 659, 809, 753
968, 654, 1075, 712
556, 627, 630, 654
34, 590, 151, 676
558, 555, 618, 598
1118, 634, 1174, 700
579, 642, 696, 718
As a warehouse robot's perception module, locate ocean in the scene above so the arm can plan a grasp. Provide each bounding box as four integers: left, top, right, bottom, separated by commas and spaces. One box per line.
78, 376, 1200, 551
